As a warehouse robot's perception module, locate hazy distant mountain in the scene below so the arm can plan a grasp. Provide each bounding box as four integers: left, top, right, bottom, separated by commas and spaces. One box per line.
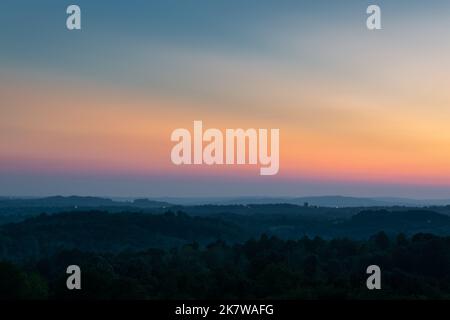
1, 195, 450, 209
0, 196, 114, 208
293, 196, 390, 207
151, 195, 450, 207
0, 196, 172, 209
372, 197, 450, 206
131, 198, 173, 208
151, 196, 386, 206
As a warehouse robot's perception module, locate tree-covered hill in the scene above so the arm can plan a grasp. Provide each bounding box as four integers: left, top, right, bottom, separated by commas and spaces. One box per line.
0, 211, 243, 261
2, 209, 450, 262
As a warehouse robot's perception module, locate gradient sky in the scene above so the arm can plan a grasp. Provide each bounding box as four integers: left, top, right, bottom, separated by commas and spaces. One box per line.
2, 0, 450, 198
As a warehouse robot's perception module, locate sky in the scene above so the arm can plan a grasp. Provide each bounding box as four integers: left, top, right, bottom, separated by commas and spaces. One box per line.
1, 0, 450, 198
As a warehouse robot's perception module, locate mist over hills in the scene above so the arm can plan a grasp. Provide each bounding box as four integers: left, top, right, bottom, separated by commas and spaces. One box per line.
1, 194, 450, 218
2, 195, 450, 208
146, 195, 450, 207
11, 194, 449, 207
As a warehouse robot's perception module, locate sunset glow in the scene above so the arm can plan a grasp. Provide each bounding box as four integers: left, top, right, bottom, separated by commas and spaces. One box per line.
2, 0, 450, 197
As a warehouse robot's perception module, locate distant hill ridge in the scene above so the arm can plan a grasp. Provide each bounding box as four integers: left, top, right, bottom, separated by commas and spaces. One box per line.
0, 196, 171, 208
1, 195, 450, 208
152, 195, 450, 207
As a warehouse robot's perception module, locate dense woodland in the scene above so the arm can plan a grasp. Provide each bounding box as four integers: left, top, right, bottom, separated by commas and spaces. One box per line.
2, 232, 450, 299
1, 197, 450, 299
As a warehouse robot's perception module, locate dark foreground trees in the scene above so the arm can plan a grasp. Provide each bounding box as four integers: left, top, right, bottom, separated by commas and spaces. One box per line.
1, 232, 450, 299
0, 262, 48, 299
